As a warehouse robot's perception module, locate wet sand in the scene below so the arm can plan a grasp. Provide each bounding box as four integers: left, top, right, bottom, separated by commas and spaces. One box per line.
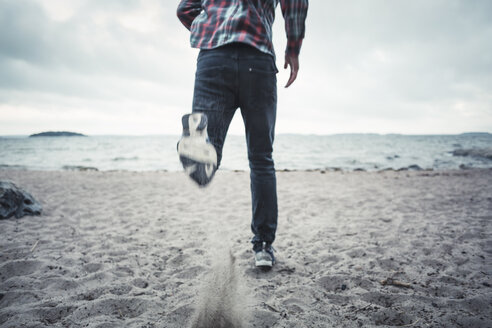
0, 169, 491, 327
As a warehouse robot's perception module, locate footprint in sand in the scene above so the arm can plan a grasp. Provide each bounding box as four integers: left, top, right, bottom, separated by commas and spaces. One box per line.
132, 278, 149, 289
76, 288, 105, 301
83, 262, 103, 273
109, 284, 132, 296
0, 290, 40, 310
114, 266, 134, 277
34, 305, 76, 325
68, 298, 151, 321
282, 297, 307, 314
361, 291, 400, 308
371, 308, 414, 326
0, 260, 42, 280
318, 275, 348, 292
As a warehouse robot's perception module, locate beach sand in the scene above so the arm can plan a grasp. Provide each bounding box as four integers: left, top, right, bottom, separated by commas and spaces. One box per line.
0, 168, 491, 327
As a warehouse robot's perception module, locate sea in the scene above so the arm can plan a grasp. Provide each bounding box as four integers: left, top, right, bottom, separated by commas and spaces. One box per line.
0, 133, 491, 172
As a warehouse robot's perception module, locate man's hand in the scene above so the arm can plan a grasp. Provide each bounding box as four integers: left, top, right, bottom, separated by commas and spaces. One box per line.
284, 54, 299, 88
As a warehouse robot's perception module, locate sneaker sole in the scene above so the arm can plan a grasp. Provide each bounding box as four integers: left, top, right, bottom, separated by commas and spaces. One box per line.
255, 259, 273, 267
177, 113, 217, 186
178, 137, 217, 164
178, 113, 217, 165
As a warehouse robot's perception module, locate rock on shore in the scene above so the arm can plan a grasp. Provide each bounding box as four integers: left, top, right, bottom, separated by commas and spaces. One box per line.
0, 181, 42, 219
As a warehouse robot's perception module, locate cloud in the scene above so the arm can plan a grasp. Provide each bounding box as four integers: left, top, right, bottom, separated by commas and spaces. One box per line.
0, 0, 491, 135
0, 0, 196, 135
0, 0, 194, 82
271, 0, 492, 133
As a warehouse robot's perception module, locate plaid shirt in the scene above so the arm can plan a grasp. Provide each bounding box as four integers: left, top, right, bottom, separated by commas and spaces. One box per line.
177, 0, 308, 57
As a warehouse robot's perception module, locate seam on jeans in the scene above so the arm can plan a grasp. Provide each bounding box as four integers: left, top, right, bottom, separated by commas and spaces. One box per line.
248, 67, 277, 75
196, 66, 225, 72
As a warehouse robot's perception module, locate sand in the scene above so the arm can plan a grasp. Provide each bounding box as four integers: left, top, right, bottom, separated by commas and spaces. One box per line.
0, 168, 491, 328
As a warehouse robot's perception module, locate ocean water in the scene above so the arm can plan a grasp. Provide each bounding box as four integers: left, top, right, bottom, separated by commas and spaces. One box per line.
0, 133, 491, 172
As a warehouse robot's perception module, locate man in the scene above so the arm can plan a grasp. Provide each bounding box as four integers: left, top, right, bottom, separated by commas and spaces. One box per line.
177, 0, 308, 267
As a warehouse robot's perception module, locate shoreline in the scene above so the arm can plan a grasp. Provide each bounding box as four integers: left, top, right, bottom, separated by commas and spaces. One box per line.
1, 165, 491, 173
2, 134, 492, 174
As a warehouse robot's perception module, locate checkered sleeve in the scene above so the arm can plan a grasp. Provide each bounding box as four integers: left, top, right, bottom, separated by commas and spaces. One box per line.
177, 0, 202, 30
280, 0, 308, 56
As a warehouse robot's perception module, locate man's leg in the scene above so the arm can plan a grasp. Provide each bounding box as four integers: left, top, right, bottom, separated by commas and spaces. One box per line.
191, 49, 238, 172
238, 48, 278, 255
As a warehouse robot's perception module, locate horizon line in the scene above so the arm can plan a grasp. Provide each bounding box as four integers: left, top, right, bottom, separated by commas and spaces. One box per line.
1, 131, 491, 137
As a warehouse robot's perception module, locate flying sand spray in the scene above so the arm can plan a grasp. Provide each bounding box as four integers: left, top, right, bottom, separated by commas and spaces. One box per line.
189, 250, 252, 328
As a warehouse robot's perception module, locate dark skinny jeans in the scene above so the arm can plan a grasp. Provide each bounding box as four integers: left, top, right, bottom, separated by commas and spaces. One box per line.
192, 43, 278, 246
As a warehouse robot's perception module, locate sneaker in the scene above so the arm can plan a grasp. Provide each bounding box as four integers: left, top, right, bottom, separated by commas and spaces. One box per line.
254, 242, 275, 268
177, 113, 217, 186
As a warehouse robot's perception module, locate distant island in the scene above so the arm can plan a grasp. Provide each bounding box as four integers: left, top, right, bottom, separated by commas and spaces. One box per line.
29, 131, 87, 137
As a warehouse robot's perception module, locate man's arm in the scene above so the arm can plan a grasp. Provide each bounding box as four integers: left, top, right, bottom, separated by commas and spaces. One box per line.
177, 0, 202, 30
280, 0, 308, 88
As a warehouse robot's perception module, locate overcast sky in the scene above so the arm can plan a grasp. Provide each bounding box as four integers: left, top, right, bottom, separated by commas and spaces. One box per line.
0, 0, 491, 135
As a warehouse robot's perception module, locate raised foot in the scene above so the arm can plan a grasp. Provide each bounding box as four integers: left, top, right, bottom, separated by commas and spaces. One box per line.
177, 113, 218, 186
